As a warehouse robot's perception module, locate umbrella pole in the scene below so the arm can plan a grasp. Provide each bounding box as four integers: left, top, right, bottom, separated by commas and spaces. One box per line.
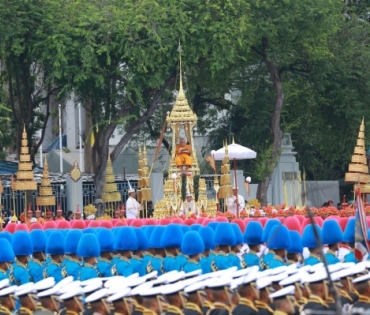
233, 158, 239, 218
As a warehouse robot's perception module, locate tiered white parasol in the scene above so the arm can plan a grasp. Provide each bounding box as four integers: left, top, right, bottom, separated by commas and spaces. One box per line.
211, 139, 257, 217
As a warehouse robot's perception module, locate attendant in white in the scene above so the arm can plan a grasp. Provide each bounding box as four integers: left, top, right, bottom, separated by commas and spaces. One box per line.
180, 193, 198, 216
126, 188, 142, 219
227, 187, 245, 215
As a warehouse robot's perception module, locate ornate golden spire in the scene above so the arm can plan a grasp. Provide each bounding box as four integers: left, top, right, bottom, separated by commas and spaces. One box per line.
14, 125, 37, 191
345, 119, 369, 184
166, 43, 197, 124
102, 155, 121, 203
36, 158, 56, 206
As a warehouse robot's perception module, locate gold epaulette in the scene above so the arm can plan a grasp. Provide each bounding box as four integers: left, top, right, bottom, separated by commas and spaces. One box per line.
0, 306, 12, 315
212, 302, 231, 311
238, 298, 258, 312
184, 302, 202, 315
134, 305, 146, 313
202, 301, 214, 310
307, 296, 329, 308
255, 300, 274, 313
358, 294, 370, 303
18, 307, 33, 315
297, 298, 308, 305
340, 290, 353, 303
166, 305, 184, 315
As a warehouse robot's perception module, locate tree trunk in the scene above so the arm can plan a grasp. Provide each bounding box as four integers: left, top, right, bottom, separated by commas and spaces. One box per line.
84, 98, 93, 173
256, 59, 284, 206
93, 75, 175, 204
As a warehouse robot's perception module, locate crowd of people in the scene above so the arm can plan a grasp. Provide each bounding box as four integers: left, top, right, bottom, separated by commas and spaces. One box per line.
0, 215, 368, 314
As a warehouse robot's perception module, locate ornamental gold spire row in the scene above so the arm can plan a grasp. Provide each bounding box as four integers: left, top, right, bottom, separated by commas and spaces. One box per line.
344, 118, 370, 185
36, 158, 56, 206
15, 126, 37, 191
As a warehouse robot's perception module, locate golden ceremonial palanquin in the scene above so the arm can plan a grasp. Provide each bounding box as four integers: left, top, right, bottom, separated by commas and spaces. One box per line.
153, 56, 217, 218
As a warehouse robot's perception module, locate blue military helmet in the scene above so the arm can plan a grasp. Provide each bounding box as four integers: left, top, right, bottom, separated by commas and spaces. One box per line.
213, 222, 236, 246
144, 225, 156, 240
65, 230, 83, 255
181, 225, 190, 234
198, 226, 215, 251
97, 228, 115, 252
322, 220, 343, 245
11, 231, 33, 256
302, 224, 322, 248
343, 218, 355, 243
83, 227, 97, 235
230, 223, 243, 246
287, 230, 303, 254
148, 226, 166, 249
115, 227, 138, 251
133, 228, 148, 251
29, 230, 47, 253
261, 219, 281, 243
0, 238, 15, 263
77, 234, 101, 258
190, 224, 202, 231
46, 231, 65, 255
207, 222, 219, 231
267, 225, 291, 250
181, 231, 205, 256
161, 224, 184, 248
0, 231, 13, 243
243, 221, 263, 245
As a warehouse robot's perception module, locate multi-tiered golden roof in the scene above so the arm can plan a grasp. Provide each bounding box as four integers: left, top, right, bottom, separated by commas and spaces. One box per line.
36, 158, 56, 206
15, 126, 37, 191
138, 146, 151, 204
218, 142, 233, 199
345, 119, 370, 185
153, 47, 217, 218
102, 156, 121, 203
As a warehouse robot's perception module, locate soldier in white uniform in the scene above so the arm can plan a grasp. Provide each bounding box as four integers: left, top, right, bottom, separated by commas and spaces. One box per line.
126, 187, 142, 219
180, 193, 198, 217
227, 186, 245, 215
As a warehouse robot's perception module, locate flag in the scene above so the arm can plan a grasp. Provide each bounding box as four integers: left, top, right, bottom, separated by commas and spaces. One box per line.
354, 188, 370, 261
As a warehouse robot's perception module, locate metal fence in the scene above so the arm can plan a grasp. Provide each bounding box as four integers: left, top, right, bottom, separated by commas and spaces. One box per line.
1, 183, 67, 217
1, 177, 214, 216
81, 181, 139, 207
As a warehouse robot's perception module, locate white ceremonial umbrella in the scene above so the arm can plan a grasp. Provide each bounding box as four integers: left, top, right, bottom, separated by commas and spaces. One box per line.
211, 139, 257, 218
211, 142, 257, 161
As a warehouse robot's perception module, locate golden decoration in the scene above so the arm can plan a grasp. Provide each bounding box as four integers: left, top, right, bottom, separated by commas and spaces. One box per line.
14, 125, 37, 191
84, 204, 97, 216
345, 118, 370, 185
102, 156, 121, 203
70, 161, 82, 182
153, 47, 217, 218
36, 158, 56, 206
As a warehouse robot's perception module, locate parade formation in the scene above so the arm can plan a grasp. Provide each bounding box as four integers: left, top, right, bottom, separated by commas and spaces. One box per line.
1, 54, 370, 315
0, 214, 370, 315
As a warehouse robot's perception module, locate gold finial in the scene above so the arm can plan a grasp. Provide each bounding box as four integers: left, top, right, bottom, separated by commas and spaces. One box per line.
43, 157, 48, 169
107, 155, 112, 167
23, 124, 26, 133
232, 136, 235, 144
178, 41, 183, 93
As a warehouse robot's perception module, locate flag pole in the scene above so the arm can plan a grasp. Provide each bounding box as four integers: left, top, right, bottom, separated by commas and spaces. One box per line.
58, 104, 63, 174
